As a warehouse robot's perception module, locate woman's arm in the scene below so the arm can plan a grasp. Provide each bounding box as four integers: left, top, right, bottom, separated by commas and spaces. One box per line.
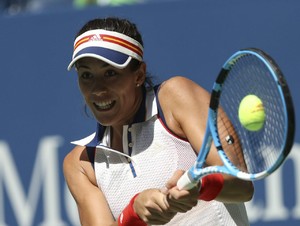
158, 76, 254, 203
63, 146, 117, 226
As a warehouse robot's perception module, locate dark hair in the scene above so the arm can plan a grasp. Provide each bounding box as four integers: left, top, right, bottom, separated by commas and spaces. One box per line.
76, 17, 154, 87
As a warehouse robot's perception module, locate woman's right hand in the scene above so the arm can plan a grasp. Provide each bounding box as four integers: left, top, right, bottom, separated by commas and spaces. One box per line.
133, 189, 177, 225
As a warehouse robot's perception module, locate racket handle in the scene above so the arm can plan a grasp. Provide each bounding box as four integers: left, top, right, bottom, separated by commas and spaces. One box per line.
177, 171, 199, 190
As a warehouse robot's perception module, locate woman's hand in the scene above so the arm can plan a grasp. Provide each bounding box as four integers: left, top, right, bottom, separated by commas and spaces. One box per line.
133, 189, 177, 225
164, 170, 199, 213
133, 170, 199, 225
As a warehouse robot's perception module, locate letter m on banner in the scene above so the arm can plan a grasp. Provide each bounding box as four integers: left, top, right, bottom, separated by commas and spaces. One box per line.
0, 136, 67, 226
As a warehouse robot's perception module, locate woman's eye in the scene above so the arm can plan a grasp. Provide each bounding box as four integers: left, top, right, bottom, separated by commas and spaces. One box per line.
105, 70, 117, 78
80, 72, 93, 80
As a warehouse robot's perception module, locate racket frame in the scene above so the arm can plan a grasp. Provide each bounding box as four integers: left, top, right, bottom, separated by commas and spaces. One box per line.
177, 48, 295, 190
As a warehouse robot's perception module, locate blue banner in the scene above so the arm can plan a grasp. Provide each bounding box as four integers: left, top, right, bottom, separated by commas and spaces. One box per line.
0, 0, 299, 225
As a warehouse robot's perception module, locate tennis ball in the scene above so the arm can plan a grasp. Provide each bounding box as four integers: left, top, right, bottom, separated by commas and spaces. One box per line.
238, 95, 266, 131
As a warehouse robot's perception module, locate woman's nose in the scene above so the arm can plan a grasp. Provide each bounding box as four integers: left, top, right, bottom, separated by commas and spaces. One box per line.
91, 79, 108, 96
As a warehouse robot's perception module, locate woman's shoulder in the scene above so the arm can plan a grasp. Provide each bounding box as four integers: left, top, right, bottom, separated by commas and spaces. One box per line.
63, 145, 86, 169
155, 76, 210, 138
158, 76, 208, 99
161, 76, 193, 87
63, 145, 98, 186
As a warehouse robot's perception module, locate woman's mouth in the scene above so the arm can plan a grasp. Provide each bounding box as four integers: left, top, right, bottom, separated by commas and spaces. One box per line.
93, 100, 116, 111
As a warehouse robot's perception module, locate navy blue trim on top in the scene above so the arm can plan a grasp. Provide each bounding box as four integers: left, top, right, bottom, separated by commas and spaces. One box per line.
86, 146, 96, 169
154, 84, 167, 126
86, 123, 106, 147
154, 84, 188, 141
85, 123, 106, 169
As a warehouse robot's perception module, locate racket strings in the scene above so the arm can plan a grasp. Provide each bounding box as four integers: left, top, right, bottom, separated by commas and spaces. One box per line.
218, 54, 286, 175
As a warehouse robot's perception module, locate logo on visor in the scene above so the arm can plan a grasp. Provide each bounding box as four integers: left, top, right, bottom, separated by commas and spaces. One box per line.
74, 34, 103, 50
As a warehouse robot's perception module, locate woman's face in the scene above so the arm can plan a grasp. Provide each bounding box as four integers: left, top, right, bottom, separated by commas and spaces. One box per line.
76, 57, 145, 127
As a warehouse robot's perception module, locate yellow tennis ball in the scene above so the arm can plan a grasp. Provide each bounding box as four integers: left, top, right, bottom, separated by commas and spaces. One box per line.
238, 95, 266, 131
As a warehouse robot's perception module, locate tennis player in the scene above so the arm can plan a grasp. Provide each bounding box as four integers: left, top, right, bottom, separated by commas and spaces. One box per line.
63, 17, 254, 226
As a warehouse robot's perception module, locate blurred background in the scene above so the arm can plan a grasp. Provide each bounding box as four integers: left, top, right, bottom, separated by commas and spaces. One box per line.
0, 0, 299, 225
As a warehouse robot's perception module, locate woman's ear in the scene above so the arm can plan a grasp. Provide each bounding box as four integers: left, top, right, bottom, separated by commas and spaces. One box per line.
135, 62, 146, 86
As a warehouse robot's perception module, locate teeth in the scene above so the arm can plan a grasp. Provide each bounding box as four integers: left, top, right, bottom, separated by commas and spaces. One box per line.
95, 100, 114, 110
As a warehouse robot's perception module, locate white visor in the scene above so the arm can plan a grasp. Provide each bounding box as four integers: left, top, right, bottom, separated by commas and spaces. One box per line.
67, 29, 143, 70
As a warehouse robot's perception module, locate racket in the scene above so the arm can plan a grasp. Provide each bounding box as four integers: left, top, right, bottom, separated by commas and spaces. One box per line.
177, 48, 295, 190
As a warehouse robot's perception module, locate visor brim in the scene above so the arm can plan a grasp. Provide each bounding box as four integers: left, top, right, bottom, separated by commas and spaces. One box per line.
67, 46, 132, 70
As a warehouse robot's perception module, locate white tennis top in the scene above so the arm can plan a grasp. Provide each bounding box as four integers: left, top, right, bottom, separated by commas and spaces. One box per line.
73, 88, 249, 226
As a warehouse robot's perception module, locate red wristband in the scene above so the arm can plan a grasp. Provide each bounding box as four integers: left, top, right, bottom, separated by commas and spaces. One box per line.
198, 174, 224, 201
118, 193, 147, 226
